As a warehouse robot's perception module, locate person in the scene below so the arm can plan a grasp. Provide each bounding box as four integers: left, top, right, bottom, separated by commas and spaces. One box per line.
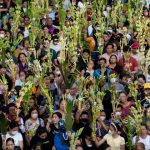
3, 121, 23, 150
77, 126, 98, 150
132, 124, 150, 150
4, 138, 21, 150
119, 91, 134, 119
94, 57, 111, 82
134, 142, 145, 150
76, 48, 90, 71
96, 122, 125, 150
25, 107, 44, 145
30, 127, 54, 150
55, 99, 66, 120
108, 54, 122, 75
102, 43, 114, 66
96, 110, 110, 138
118, 45, 138, 74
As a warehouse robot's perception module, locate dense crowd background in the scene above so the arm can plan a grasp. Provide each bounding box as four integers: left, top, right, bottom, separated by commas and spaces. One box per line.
0, 0, 150, 150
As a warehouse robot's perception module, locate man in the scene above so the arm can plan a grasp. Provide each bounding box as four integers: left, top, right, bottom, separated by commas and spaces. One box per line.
76, 48, 90, 71
47, 17, 56, 36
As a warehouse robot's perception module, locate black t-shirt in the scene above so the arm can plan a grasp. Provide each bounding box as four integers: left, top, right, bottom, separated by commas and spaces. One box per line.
30, 134, 54, 150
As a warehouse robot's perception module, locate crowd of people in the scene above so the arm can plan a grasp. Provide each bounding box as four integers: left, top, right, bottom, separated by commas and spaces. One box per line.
0, 0, 150, 150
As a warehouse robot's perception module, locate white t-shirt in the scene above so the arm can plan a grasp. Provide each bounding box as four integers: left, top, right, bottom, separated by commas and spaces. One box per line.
104, 134, 125, 150
5, 132, 23, 147
132, 135, 150, 150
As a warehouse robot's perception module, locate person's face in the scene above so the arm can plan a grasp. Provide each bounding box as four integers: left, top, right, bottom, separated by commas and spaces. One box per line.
88, 60, 94, 69
9, 106, 16, 116
113, 44, 117, 52
53, 39, 59, 45
144, 88, 150, 96
24, 17, 30, 25
99, 60, 106, 67
83, 102, 91, 111
19, 71, 26, 81
140, 126, 148, 135
6, 141, 14, 150
143, 9, 148, 17
19, 54, 26, 63
82, 52, 89, 60
29, 99, 35, 107
34, 146, 42, 150
31, 110, 38, 117
44, 79, 50, 88
81, 114, 88, 120
146, 108, 150, 118
138, 78, 145, 86
109, 125, 116, 134
106, 45, 113, 54
110, 56, 117, 63
119, 93, 127, 103
39, 132, 47, 140
44, 40, 50, 48
47, 18, 53, 26
135, 145, 145, 150
103, 34, 109, 42
118, 21, 123, 28
43, 27, 48, 33
60, 101, 66, 111
76, 146, 83, 150
24, 40, 29, 49
52, 114, 59, 124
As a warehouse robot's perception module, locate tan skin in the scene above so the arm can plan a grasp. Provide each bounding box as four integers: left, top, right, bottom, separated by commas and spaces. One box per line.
119, 93, 130, 108
2, 127, 23, 150
95, 125, 125, 150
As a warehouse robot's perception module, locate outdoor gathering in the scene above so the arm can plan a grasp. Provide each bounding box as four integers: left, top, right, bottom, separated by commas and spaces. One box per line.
0, 0, 150, 150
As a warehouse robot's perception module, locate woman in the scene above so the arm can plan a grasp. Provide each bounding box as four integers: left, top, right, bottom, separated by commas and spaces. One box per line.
3, 122, 23, 150
55, 99, 66, 120
15, 71, 26, 88
96, 122, 125, 150
108, 54, 122, 75
30, 127, 54, 150
4, 138, 21, 150
77, 126, 98, 150
132, 124, 150, 150
119, 92, 134, 119
17, 53, 28, 73
25, 107, 44, 145
46, 112, 62, 135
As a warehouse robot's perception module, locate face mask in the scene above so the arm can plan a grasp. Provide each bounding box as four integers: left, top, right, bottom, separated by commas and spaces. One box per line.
31, 113, 38, 119
50, 79, 54, 83
81, 118, 89, 124
56, 71, 61, 75
100, 116, 106, 121
108, 130, 112, 135
0, 34, 5, 38
106, 6, 111, 11
11, 131, 18, 135
115, 112, 122, 116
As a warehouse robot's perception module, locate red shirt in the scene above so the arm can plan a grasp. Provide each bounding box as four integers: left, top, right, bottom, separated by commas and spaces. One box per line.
119, 56, 138, 72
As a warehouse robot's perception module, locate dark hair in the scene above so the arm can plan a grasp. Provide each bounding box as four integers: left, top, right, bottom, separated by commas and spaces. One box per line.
140, 123, 148, 130
36, 126, 47, 136
7, 103, 17, 114
83, 48, 90, 54
9, 121, 18, 129
123, 45, 130, 52
6, 138, 15, 144
105, 43, 114, 49
79, 126, 92, 138
18, 53, 26, 63
52, 112, 62, 119
29, 107, 38, 118
119, 91, 128, 96
42, 25, 48, 30
109, 54, 118, 64
99, 57, 107, 63
138, 74, 146, 82
134, 142, 145, 150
